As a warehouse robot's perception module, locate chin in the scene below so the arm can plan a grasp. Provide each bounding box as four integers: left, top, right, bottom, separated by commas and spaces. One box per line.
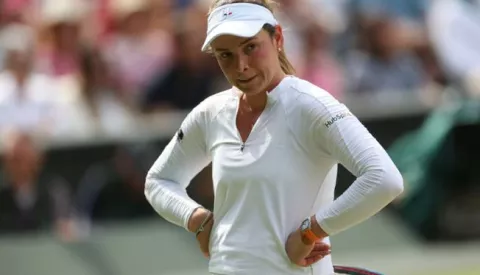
237, 86, 262, 95
236, 80, 266, 94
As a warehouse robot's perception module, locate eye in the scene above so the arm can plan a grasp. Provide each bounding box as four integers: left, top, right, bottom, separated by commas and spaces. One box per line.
244, 43, 257, 54
219, 52, 232, 60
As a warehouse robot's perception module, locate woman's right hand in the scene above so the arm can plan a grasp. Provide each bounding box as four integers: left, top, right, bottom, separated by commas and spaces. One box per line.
188, 208, 214, 258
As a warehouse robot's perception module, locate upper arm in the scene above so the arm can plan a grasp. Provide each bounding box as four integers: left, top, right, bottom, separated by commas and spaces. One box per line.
146, 105, 211, 188
300, 90, 403, 234
299, 91, 385, 177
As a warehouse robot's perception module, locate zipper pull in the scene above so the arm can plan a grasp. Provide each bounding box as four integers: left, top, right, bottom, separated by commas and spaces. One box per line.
240, 144, 245, 152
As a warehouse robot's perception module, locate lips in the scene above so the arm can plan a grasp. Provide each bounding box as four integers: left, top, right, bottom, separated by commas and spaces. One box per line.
237, 75, 257, 84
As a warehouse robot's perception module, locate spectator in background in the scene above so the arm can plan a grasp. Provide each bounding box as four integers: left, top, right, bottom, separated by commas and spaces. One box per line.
347, 0, 446, 102
427, 0, 480, 98
273, 0, 313, 69
0, 0, 31, 68
1, 0, 35, 26
35, 0, 87, 80
0, 23, 58, 136
274, 0, 346, 69
74, 143, 159, 224
40, 46, 140, 140
296, 22, 345, 100
75, 48, 138, 137
354, 0, 428, 26
103, 0, 175, 107
0, 132, 72, 234
30, 0, 96, 139
142, 1, 226, 111
345, 15, 425, 94
148, 0, 176, 34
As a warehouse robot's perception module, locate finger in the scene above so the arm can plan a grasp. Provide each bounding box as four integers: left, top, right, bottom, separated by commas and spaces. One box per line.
311, 246, 331, 254
199, 238, 210, 257
304, 255, 323, 266
200, 244, 210, 258
199, 220, 214, 258
313, 242, 330, 251
310, 243, 331, 255
297, 259, 308, 267
306, 249, 330, 258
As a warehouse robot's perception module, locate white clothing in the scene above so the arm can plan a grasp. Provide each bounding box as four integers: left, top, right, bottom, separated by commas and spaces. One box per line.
0, 71, 57, 134
427, 0, 480, 79
145, 76, 403, 275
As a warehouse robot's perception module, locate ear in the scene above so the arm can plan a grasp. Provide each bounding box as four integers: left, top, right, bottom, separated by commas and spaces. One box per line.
273, 25, 284, 49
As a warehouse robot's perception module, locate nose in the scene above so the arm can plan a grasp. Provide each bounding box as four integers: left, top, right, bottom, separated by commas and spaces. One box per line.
235, 54, 249, 73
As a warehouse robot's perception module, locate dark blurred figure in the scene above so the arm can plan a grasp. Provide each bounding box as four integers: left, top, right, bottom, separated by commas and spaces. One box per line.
75, 143, 159, 224
0, 132, 71, 234
414, 43, 448, 88
141, 2, 226, 111
345, 15, 425, 94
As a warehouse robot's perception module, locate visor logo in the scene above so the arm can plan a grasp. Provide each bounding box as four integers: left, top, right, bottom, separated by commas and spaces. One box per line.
221, 8, 233, 20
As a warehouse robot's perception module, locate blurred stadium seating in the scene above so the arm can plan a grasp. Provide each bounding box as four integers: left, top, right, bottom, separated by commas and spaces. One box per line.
0, 0, 479, 274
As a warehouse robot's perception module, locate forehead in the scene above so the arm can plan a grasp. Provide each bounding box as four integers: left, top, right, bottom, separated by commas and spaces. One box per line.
210, 30, 268, 51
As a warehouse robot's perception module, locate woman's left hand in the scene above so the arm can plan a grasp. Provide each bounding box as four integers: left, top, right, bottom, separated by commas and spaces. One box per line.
285, 228, 331, 267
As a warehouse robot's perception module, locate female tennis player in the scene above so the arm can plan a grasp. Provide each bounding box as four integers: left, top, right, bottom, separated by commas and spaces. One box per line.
145, 0, 404, 274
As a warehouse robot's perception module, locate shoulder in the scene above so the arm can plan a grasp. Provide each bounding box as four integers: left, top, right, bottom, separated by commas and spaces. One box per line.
281, 76, 343, 115
280, 77, 355, 133
188, 88, 234, 124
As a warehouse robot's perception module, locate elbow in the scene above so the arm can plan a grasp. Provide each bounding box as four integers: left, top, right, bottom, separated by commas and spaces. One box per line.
364, 160, 404, 204
144, 171, 157, 203
379, 164, 404, 201
387, 169, 404, 198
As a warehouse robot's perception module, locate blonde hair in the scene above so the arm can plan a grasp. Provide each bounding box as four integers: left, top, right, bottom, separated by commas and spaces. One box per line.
208, 0, 296, 75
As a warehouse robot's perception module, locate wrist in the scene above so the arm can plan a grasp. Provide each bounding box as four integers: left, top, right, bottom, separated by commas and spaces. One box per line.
299, 216, 322, 244
311, 215, 328, 239
300, 232, 315, 245
187, 207, 211, 233
195, 213, 213, 237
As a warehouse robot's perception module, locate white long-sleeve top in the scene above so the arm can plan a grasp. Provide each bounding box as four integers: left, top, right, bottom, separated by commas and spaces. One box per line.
145, 76, 403, 275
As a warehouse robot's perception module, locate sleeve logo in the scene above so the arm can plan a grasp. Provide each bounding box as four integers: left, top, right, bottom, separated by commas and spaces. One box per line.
324, 112, 353, 128
176, 129, 184, 142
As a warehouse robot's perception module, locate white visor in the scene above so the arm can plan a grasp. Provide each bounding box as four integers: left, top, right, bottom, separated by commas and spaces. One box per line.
201, 3, 278, 52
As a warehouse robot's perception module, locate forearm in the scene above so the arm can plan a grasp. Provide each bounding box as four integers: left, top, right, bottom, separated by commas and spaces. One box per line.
145, 176, 202, 230
313, 151, 403, 236
144, 104, 211, 230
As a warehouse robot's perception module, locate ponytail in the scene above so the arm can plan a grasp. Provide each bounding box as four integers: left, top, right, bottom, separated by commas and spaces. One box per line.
278, 47, 295, 75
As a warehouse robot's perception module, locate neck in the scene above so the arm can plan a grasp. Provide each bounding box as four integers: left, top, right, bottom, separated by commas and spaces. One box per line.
243, 92, 267, 112
242, 72, 286, 112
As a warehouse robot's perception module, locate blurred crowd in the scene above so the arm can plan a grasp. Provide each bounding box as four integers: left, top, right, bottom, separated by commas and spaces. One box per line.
0, 0, 468, 140
0, 0, 480, 237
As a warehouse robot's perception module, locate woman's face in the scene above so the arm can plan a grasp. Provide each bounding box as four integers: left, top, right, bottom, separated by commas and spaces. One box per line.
210, 26, 284, 95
